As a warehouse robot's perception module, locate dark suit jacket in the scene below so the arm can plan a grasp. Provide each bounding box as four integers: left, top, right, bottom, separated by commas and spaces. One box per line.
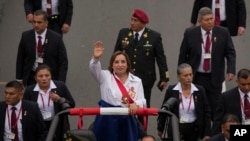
23, 80, 75, 140
209, 133, 226, 141
212, 87, 242, 135
24, 0, 73, 26
157, 84, 211, 138
114, 28, 169, 87
178, 26, 236, 86
0, 100, 47, 141
16, 29, 68, 85
190, 0, 246, 36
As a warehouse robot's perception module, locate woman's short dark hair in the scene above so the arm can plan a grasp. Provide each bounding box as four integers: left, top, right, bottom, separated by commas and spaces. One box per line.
35, 64, 52, 76
108, 51, 132, 73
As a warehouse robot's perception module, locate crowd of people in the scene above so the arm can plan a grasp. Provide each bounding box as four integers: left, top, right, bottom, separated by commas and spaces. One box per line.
0, 0, 248, 141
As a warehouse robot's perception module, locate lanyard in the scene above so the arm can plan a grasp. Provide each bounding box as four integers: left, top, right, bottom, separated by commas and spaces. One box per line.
7, 106, 22, 130
40, 93, 51, 109
179, 93, 193, 113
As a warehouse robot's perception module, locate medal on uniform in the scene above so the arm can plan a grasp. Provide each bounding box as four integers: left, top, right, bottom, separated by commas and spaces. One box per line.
122, 37, 129, 48
121, 96, 129, 104
128, 87, 136, 99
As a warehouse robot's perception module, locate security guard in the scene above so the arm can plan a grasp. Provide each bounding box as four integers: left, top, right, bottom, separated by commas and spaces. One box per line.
24, 0, 73, 35
114, 9, 169, 108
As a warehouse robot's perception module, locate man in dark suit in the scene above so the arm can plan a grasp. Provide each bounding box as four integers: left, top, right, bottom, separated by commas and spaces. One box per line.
210, 114, 240, 141
0, 80, 47, 141
16, 9, 68, 86
114, 9, 169, 108
178, 7, 236, 120
190, 0, 246, 36
24, 0, 73, 34
212, 69, 250, 135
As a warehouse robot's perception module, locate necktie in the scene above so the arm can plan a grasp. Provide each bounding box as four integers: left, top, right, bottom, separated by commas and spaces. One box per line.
203, 31, 211, 72
244, 94, 250, 118
37, 36, 42, 57
11, 107, 19, 141
215, 0, 221, 25
134, 32, 139, 45
46, 0, 52, 16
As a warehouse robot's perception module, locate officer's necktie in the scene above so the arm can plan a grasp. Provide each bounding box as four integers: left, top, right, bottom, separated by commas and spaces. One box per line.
134, 32, 139, 45
11, 107, 19, 141
244, 94, 250, 119
215, 0, 221, 25
203, 31, 211, 72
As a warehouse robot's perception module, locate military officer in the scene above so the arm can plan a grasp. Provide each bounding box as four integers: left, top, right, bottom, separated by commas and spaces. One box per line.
114, 9, 169, 108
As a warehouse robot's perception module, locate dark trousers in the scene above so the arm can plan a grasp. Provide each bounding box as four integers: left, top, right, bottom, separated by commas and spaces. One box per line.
143, 85, 153, 108
179, 122, 199, 141
194, 73, 222, 121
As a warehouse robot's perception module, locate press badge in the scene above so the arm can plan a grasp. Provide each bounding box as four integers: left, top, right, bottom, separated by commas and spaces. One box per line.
36, 57, 43, 63
215, 3, 221, 8
42, 111, 52, 120
204, 53, 211, 59
180, 116, 189, 123
245, 119, 250, 125
46, 4, 52, 9
6, 132, 15, 139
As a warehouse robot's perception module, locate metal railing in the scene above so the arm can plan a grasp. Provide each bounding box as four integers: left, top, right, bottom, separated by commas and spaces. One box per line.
46, 107, 180, 141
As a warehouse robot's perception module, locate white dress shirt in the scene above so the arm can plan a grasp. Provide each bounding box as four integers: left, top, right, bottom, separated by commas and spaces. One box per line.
133, 27, 145, 41
197, 28, 213, 73
212, 0, 226, 21
33, 80, 56, 121
42, 0, 59, 15
238, 88, 250, 124
4, 101, 23, 141
173, 82, 198, 123
32, 29, 48, 71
